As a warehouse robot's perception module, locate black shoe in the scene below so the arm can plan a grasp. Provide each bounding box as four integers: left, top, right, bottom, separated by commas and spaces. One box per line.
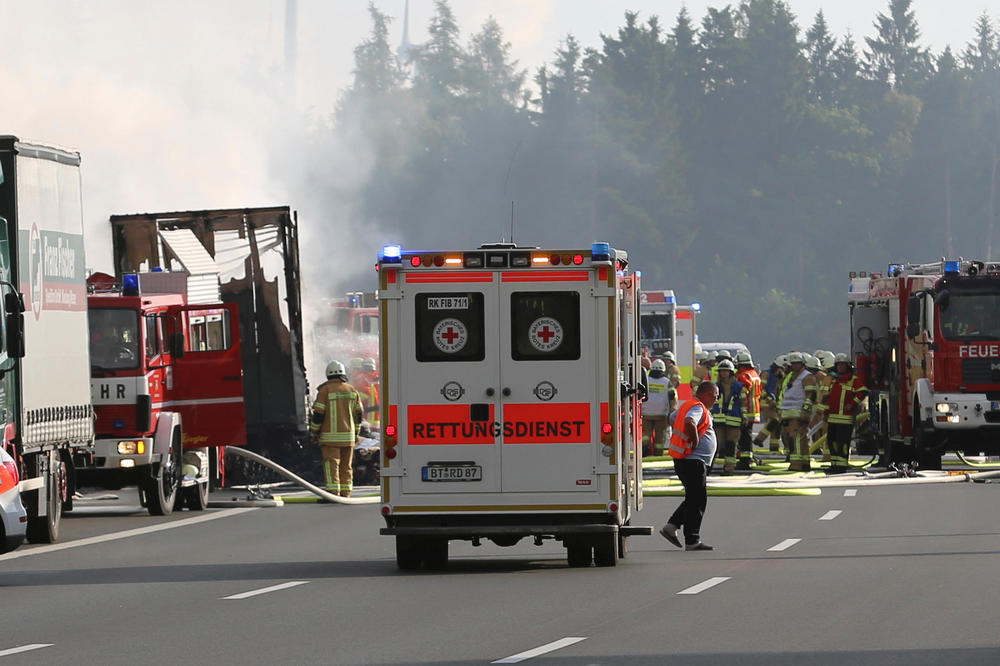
685, 542, 715, 551
734, 460, 752, 471
659, 524, 682, 548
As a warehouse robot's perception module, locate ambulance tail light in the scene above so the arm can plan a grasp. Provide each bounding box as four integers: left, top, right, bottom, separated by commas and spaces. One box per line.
572, 254, 584, 265
384, 423, 398, 460
601, 422, 614, 445
444, 257, 462, 265
410, 256, 421, 267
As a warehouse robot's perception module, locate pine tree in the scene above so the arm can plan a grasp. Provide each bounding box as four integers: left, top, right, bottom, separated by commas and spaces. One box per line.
863, 0, 931, 91
805, 10, 837, 104
465, 17, 526, 109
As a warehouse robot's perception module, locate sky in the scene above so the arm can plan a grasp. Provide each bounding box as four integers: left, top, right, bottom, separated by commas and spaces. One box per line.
1, 0, 995, 273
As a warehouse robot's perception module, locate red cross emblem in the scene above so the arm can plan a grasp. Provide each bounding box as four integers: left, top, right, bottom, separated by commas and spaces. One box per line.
441, 327, 459, 344
536, 326, 555, 343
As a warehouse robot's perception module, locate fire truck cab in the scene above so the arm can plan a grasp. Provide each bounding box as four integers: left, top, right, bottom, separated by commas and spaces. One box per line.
848, 260, 1000, 468
376, 242, 651, 569
81, 264, 246, 514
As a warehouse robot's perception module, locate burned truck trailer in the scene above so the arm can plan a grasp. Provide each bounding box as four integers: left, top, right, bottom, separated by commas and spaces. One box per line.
106, 207, 310, 473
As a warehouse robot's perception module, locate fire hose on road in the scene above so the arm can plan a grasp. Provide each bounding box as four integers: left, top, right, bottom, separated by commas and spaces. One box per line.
226, 447, 380, 505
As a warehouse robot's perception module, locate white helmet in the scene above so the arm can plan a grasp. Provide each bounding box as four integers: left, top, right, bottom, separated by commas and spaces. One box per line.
348, 357, 363, 373
774, 354, 788, 368
716, 359, 736, 373
834, 352, 852, 366
816, 350, 837, 371
651, 359, 667, 372
804, 354, 821, 372
716, 349, 733, 361
736, 351, 753, 366
362, 357, 377, 372
326, 360, 347, 379
664, 350, 676, 362
787, 351, 805, 365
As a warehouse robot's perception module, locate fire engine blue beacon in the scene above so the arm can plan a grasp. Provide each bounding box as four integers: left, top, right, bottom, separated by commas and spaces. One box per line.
944, 260, 960, 275
380, 244, 402, 264
122, 273, 140, 296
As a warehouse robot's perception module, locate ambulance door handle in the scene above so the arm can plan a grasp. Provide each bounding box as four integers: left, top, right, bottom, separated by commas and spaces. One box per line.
502, 387, 511, 397
486, 387, 495, 397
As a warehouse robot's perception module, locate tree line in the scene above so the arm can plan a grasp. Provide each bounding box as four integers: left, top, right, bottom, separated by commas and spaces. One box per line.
312, 0, 1000, 363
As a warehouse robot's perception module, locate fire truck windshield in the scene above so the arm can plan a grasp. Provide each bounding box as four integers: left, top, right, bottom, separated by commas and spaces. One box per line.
89, 308, 140, 370
938, 293, 1000, 341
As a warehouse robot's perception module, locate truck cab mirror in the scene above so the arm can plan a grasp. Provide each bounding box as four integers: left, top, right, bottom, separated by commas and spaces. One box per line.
171, 332, 185, 358
934, 289, 950, 310
4, 291, 25, 359
906, 321, 920, 340
905, 295, 921, 339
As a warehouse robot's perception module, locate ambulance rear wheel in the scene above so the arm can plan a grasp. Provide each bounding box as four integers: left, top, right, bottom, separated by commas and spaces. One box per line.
423, 538, 448, 569
566, 540, 592, 567
594, 535, 619, 567
396, 536, 423, 570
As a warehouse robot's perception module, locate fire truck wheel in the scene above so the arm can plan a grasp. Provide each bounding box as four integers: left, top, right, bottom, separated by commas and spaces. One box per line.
422, 538, 448, 570
145, 433, 181, 516
25, 450, 63, 544
184, 481, 209, 511
566, 540, 593, 567
593, 534, 619, 567
395, 536, 423, 570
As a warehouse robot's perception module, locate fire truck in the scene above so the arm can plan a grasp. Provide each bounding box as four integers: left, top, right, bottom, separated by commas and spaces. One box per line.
80, 230, 246, 514
639, 289, 698, 400
376, 242, 652, 569
848, 260, 1000, 469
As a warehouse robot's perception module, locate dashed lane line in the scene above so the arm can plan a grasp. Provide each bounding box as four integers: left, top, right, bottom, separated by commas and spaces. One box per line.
492, 637, 587, 664
819, 510, 843, 521
767, 538, 802, 552
844, 489, 858, 497
0, 508, 258, 562
0, 644, 53, 658
222, 580, 309, 600
677, 577, 731, 595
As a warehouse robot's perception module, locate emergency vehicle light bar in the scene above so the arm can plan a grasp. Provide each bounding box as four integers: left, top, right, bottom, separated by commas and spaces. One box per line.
122, 273, 140, 296
379, 245, 402, 263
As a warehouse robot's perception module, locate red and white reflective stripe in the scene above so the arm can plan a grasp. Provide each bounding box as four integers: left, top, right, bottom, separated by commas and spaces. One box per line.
404, 272, 493, 283
502, 270, 590, 283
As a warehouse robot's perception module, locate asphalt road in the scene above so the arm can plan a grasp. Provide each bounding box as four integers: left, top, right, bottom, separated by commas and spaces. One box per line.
2, 482, 1000, 665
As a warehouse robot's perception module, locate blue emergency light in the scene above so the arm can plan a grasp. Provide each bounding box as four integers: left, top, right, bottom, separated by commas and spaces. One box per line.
591, 242, 611, 263
380, 245, 402, 264
122, 273, 140, 296
691, 302, 702, 312
944, 260, 960, 275
665, 295, 676, 304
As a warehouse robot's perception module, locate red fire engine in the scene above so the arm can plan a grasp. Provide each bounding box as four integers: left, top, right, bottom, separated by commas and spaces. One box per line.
848, 260, 1000, 468
79, 267, 246, 514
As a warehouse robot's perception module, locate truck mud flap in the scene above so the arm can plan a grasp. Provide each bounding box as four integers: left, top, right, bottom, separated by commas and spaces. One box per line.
382, 524, 652, 538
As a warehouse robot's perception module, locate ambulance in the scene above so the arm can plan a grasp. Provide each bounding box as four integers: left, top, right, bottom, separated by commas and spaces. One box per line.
376, 242, 652, 569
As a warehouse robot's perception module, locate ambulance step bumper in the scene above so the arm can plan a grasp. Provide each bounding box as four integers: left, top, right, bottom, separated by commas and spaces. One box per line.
381, 525, 653, 538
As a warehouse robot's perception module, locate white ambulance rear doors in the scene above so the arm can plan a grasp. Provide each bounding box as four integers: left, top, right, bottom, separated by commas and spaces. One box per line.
397, 267, 601, 494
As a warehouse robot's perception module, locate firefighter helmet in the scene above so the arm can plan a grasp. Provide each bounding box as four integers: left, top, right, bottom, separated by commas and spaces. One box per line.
664, 350, 676, 362
834, 352, 852, 365
736, 351, 753, 366
804, 354, 821, 372
715, 349, 733, 361
695, 350, 708, 362
326, 360, 347, 379
774, 354, 788, 368
787, 351, 805, 365
362, 357, 377, 372
816, 350, 836, 371
348, 357, 363, 374
651, 359, 667, 372
716, 359, 736, 373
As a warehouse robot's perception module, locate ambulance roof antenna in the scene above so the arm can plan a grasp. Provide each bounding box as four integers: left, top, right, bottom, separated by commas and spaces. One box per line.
503, 139, 522, 246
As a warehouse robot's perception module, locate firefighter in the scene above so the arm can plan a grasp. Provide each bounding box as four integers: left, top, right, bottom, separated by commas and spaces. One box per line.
779, 352, 818, 472
354, 357, 381, 429
711, 350, 732, 382
753, 354, 786, 454
662, 350, 682, 413
310, 360, 364, 497
809, 352, 835, 462
643, 359, 672, 456
735, 351, 761, 470
348, 357, 365, 386
824, 353, 868, 474
691, 351, 711, 390
712, 359, 745, 474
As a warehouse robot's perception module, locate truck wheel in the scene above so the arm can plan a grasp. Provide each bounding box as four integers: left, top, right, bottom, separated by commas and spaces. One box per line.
26, 451, 63, 544
184, 481, 209, 511
396, 536, 423, 570
914, 416, 943, 471
566, 540, 593, 567
145, 433, 181, 516
423, 538, 448, 569
594, 534, 619, 567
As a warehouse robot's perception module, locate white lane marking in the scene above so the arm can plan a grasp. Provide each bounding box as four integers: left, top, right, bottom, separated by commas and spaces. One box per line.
0, 508, 258, 561
222, 580, 309, 600
844, 489, 858, 497
0, 644, 53, 657
819, 510, 843, 521
677, 576, 731, 595
492, 637, 587, 664
767, 538, 801, 552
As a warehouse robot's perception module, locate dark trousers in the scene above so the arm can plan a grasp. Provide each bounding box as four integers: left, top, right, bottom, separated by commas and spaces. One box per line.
669, 457, 708, 545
